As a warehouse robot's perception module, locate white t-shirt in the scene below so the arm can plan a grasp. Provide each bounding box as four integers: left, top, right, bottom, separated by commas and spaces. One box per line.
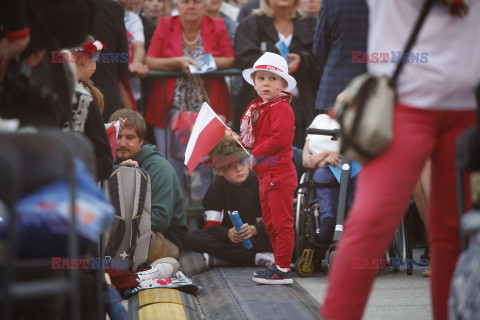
124, 11, 145, 44
124, 11, 144, 101
220, 2, 240, 22
278, 32, 293, 47
367, 0, 480, 110
306, 114, 340, 155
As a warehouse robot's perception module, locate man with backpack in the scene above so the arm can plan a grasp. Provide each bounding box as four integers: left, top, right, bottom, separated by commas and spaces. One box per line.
109, 109, 188, 263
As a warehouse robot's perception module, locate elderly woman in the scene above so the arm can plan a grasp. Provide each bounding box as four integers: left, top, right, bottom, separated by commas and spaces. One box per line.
145, 0, 235, 201
234, 0, 321, 148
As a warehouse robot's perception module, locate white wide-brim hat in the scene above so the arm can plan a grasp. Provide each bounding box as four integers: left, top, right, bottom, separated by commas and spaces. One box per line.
242, 52, 297, 92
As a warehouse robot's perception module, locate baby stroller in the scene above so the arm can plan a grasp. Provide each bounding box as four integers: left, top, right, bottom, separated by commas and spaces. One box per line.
294, 128, 413, 276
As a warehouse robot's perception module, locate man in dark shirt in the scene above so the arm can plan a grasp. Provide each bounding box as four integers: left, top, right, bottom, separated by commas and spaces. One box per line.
184, 138, 273, 268
139, 13, 157, 144
90, 0, 129, 121
139, 14, 156, 114
237, 0, 259, 22
313, 0, 368, 114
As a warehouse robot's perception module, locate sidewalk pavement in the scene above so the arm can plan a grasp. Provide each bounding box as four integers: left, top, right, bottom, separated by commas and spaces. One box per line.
295, 248, 432, 320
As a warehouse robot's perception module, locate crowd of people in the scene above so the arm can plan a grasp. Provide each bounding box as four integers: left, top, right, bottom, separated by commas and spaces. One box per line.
1, 0, 479, 319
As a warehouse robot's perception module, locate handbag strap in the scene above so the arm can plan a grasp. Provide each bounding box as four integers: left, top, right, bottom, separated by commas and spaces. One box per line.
193, 74, 211, 105
179, 77, 190, 112
389, 0, 435, 88
180, 75, 211, 112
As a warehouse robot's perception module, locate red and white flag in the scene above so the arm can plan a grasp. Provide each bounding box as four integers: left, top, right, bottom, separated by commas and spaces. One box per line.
184, 102, 226, 174
106, 121, 121, 161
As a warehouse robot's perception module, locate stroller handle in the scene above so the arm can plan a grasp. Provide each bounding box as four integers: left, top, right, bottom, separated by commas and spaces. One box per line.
306, 128, 341, 140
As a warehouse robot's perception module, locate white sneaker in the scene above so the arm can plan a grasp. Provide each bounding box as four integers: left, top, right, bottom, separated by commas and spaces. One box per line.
136, 258, 179, 282
151, 257, 179, 274
255, 252, 275, 268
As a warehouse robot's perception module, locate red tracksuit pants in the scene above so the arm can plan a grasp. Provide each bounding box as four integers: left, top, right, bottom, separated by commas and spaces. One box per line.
258, 169, 298, 268
321, 103, 476, 320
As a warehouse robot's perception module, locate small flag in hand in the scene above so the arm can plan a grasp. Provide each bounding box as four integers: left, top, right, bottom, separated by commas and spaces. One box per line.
106, 121, 121, 161
184, 102, 226, 174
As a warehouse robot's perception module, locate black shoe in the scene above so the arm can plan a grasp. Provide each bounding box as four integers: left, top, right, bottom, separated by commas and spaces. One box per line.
252, 266, 293, 285
420, 247, 430, 261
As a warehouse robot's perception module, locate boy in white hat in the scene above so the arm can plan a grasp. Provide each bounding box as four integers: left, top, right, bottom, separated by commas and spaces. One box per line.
226, 52, 297, 284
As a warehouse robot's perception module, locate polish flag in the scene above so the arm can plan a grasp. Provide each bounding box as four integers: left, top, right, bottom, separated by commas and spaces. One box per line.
106, 121, 121, 161
184, 102, 226, 174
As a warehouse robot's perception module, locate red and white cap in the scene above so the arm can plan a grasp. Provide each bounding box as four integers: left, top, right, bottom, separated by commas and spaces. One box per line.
242, 52, 297, 92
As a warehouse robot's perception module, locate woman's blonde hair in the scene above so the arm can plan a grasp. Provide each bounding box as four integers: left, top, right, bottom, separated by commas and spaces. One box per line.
253, 0, 305, 19
68, 35, 105, 114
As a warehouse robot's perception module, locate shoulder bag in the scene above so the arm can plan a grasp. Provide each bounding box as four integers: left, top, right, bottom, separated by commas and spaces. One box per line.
335, 0, 435, 164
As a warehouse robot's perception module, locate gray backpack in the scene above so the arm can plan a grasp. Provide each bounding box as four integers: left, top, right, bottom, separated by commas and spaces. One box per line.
449, 209, 480, 319
104, 165, 152, 272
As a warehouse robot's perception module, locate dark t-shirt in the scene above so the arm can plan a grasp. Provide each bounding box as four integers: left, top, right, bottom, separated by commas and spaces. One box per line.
83, 98, 113, 181
90, 0, 129, 122
203, 171, 263, 231
65, 83, 113, 181
237, 0, 259, 22
140, 14, 157, 113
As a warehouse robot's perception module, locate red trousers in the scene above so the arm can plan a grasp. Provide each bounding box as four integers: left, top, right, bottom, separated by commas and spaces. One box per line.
322, 104, 476, 320
258, 169, 297, 268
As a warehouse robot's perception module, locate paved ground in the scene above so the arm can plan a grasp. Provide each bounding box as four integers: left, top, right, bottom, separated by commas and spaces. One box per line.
121, 249, 432, 319
295, 249, 432, 320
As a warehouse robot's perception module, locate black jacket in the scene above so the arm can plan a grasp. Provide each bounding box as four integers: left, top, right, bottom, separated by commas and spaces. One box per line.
234, 13, 321, 147
90, 0, 129, 122
202, 171, 267, 240
0, 0, 94, 128
139, 14, 157, 114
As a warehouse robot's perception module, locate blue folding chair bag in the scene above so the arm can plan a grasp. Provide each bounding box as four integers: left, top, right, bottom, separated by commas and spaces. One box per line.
13, 159, 115, 258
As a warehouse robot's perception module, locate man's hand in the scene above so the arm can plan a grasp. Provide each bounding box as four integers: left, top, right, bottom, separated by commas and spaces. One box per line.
118, 118, 127, 132
119, 159, 138, 167
239, 223, 257, 239
227, 227, 244, 243
129, 60, 149, 78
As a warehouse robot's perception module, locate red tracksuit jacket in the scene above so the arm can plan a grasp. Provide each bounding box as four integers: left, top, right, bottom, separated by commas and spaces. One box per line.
247, 96, 296, 177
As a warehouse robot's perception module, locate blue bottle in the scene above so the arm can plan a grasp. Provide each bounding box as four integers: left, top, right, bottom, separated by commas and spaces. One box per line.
228, 210, 253, 249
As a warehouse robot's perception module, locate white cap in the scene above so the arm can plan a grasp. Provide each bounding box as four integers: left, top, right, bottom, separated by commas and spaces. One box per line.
242, 52, 297, 92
